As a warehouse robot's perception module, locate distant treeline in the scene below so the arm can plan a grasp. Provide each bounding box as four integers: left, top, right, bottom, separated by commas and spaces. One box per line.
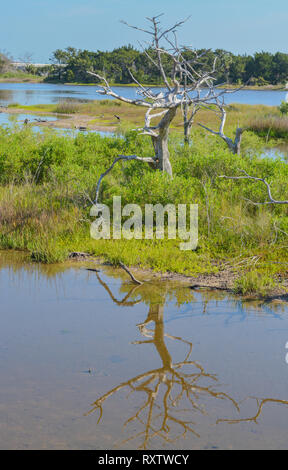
46, 46, 288, 86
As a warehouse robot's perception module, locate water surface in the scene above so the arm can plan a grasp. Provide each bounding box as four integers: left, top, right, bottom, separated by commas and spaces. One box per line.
261, 144, 288, 161
0, 112, 115, 137
0, 112, 57, 127
1, 251, 288, 450
0, 83, 287, 107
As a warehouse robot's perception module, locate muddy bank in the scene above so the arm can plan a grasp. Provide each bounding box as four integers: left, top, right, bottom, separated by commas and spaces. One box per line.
69, 252, 288, 302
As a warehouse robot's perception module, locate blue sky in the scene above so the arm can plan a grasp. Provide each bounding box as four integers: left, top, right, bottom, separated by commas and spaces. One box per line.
1, 0, 287, 62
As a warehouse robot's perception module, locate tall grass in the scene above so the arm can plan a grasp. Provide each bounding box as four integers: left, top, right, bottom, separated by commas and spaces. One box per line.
7, 102, 21, 108
55, 100, 82, 114
248, 115, 288, 139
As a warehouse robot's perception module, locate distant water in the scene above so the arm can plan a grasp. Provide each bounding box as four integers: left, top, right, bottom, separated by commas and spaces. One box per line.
0, 83, 287, 107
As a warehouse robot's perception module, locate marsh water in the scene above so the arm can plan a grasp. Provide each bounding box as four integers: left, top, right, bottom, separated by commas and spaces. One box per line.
0, 112, 115, 137
0, 83, 287, 144
1, 251, 288, 450
0, 83, 287, 107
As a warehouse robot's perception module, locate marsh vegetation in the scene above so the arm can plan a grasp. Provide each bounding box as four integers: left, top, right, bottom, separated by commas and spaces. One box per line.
0, 108, 287, 296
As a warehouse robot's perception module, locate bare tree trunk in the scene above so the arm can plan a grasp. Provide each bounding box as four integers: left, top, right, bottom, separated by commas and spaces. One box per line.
152, 132, 172, 176
224, 127, 244, 155
183, 102, 199, 146
151, 107, 177, 177
183, 102, 190, 145
233, 127, 244, 155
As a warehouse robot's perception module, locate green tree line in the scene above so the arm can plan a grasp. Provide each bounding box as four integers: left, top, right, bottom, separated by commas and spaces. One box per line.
47, 45, 288, 86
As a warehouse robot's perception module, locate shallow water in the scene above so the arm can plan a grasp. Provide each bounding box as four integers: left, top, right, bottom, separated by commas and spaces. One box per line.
0, 112, 115, 137
1, 251, 288, 450
0, 83, 287, 107
0, 112, 57, 127
261, 144, 288, 161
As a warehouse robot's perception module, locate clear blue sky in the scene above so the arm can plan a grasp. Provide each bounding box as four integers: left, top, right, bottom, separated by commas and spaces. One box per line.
1, 0, 287, 62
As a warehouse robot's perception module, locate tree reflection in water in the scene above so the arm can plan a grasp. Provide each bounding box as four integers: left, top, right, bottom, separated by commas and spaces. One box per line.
84, 270, 287, 449
1, 252, 288, 448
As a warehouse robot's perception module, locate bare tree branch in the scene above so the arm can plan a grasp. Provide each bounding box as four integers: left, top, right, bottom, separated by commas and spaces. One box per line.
95, 155, 156, 204
118, 262, 143, 285
218, 170, 288, 205
198, 98, 246, 154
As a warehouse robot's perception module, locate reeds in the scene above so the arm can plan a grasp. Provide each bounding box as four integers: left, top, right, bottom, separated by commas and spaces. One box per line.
248, 115, 288, 139
55, 100, 82, 114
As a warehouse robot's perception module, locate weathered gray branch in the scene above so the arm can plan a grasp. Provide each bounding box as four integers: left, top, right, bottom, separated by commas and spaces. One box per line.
218, 170, 288, 205
118, 262, 143, 285
95, 155, 156, 204
198, 101, 246, 154
87, 71, 151, 107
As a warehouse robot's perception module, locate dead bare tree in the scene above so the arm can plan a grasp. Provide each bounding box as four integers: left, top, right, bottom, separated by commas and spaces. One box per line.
198, 97, 246, 155
88, 15, 234, 195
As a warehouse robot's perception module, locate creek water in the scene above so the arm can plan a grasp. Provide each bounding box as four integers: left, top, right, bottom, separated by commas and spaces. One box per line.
0, 83, 287, 107
0, 112, 115, 137
0, 83, 287, 142
261, 144, 288, 161
1, 251, 288, 450
0, 112, 57, 127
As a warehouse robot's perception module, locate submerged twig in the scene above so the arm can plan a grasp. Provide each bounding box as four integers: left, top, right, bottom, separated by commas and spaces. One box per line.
119, 262, 143, 285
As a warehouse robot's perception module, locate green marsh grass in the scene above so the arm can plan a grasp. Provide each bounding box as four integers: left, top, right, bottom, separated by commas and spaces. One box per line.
0, 119, 288, 293
233, 270, 277, 297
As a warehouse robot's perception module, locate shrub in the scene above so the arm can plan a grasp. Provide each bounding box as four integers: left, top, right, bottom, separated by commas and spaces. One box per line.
279, 101, 288, 115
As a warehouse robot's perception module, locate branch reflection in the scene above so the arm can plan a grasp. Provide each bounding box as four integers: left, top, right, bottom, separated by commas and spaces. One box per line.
86, 270, 288, 448
85, 272, 245, 448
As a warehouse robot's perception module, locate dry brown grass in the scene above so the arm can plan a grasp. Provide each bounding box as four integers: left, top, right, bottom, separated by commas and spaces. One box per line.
248, 114, 288, 138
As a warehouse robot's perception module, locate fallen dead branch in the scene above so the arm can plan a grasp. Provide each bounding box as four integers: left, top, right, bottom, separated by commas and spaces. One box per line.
218, 170, 288, 205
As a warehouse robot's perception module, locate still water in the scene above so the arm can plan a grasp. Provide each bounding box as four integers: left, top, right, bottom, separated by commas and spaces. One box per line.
0, 83, 287, 107
0, 113, 115, 137
1, 251, 288, 450
0, 112, 57, 127
261, 144, 288, 161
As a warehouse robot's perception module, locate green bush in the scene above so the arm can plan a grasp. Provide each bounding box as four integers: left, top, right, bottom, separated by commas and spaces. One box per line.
279, 100, 288, 115
0, 125, 288, 282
